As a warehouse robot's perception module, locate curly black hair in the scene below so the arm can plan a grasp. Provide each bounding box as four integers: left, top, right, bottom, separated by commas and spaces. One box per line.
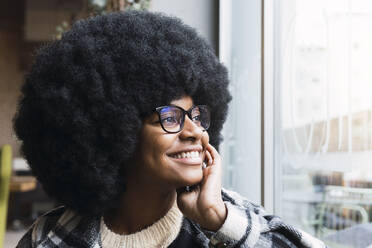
13, 11, 231, 215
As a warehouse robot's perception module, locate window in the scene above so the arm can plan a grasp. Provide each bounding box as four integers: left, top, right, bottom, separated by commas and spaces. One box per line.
219, 0, 262, 204
271, 0, 372, 246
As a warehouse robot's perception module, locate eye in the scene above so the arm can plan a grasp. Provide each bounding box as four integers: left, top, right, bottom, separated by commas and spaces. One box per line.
191, 115, 202, 127
162, 116, 178, 124
192, 115, 201, 121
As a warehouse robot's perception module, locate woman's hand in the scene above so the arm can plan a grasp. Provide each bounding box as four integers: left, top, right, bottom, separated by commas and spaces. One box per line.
176, 143, 227, 231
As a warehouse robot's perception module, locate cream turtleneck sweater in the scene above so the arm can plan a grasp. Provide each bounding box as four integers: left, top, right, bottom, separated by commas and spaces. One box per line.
100, 203, 183, 248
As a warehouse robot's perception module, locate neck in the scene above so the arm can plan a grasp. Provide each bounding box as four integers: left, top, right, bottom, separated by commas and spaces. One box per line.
103, 173, 177, 235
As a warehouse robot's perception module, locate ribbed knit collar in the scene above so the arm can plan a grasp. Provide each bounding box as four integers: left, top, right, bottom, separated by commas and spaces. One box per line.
100, 202, 183, 248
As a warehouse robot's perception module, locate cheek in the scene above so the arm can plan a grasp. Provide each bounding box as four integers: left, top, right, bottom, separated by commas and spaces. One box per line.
201, 131, 210, 147
145, 134, 177, 162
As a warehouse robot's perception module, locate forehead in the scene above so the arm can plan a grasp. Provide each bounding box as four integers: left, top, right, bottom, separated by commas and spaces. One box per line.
169, 96, 194, 110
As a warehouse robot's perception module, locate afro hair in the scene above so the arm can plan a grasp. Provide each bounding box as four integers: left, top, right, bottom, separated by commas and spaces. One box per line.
13, 11, 231, 215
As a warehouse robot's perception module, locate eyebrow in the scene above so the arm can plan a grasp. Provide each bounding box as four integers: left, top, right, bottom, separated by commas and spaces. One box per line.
167, 104, 196, 111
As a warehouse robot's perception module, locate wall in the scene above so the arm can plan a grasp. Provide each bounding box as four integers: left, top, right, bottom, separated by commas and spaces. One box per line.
0, 31, 23, 157
150, 0, 219, 54
0, 1, 24, 157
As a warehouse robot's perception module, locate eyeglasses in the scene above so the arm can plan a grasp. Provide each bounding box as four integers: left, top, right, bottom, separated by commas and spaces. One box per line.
155, 105, 210, 133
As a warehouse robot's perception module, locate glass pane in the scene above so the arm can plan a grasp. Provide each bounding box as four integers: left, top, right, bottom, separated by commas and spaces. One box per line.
220, 0, 262, 203
275, 0, 372, 246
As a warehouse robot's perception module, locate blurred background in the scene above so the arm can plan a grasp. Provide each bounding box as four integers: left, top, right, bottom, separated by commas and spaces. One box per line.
0, 0, 219, 247
1, 0, 372, 247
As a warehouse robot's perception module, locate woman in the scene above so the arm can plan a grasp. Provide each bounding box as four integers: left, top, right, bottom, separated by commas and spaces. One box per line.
15, 11, 325, 248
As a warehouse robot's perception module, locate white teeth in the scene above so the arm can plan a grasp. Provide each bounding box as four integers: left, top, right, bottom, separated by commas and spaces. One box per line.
172, 151, 200, 159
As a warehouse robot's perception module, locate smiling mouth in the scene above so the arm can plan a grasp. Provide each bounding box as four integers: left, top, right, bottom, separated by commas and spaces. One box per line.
169, 151, 201, 159
168, 151, 203, 165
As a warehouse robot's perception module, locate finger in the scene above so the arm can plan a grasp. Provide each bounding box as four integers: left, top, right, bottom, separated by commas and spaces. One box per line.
206, 143, 218, 156
206, 144, 221, 165
204, 150, 213, 166
205, 144, 222, 174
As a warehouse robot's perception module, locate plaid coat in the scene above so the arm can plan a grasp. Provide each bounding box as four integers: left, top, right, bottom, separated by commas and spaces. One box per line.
16, 189, 326, 248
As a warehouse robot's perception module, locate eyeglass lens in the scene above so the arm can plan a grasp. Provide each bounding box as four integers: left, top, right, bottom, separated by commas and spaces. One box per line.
158, 105, 210, 133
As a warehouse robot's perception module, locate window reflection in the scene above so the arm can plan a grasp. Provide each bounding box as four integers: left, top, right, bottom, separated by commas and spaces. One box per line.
276, 0, 372, 246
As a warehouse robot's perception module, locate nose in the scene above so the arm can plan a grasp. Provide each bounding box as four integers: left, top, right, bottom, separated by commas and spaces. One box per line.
178, 115, 203, 141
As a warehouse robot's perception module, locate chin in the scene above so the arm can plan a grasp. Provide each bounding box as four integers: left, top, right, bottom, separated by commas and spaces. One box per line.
177, 169, 203, 187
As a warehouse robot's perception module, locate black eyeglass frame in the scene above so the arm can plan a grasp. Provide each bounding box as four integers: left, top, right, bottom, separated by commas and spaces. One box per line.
154, 105, 210, 134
